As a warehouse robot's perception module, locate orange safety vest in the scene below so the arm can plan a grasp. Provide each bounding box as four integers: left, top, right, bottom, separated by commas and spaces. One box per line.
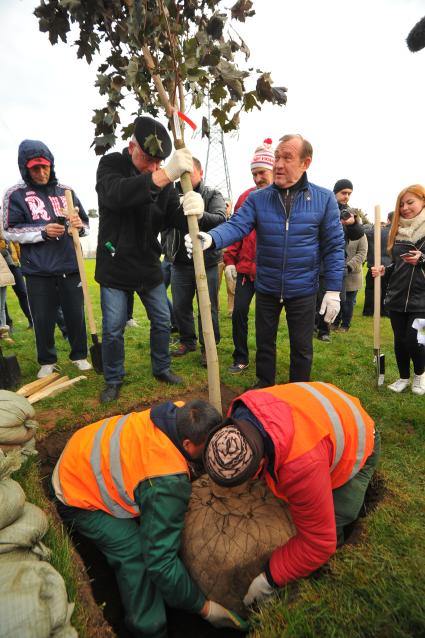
57, 403, 189, 518
236, 382, 375, 495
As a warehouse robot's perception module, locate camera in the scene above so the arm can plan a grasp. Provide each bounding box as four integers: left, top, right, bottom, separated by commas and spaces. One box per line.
340, 207, 353, 221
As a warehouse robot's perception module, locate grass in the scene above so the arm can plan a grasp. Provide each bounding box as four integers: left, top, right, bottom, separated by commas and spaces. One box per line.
5, 260, 425, 637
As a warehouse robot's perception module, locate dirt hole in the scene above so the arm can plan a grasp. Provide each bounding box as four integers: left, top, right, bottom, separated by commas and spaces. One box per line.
35, 385, 384, 637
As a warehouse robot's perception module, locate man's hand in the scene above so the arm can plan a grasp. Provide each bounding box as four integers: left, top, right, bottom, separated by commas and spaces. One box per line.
243, 573, 275, 607
202, 600, 250, 632
184, 231, 213, 258
44, 223, 65, 239
164, 148, 193, 182
182, 191, 204, 220
319, 291, 341, 324
224, 264, 237, 281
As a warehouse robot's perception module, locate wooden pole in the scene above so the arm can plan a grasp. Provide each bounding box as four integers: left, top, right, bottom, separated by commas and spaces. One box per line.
373, 205, 385, 385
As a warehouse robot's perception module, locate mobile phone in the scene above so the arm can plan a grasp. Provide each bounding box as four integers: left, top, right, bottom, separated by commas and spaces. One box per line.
400, 251, 415, 257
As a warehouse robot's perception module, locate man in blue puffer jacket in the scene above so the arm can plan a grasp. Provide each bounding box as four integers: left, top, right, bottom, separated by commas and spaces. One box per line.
2, 139, 91, 379
185, 134, 345, 387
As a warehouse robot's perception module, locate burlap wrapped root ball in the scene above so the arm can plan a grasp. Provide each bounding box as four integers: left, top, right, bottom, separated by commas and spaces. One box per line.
181, 476, 295, 616
0, 390, 38, 451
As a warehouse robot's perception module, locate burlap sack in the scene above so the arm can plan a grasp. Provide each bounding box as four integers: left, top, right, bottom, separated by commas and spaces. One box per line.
181, 476, 295, 615
0, 390, 38, 445
0, 560, 78, 638
0, 449, 25, 529
0, 502, 49, 556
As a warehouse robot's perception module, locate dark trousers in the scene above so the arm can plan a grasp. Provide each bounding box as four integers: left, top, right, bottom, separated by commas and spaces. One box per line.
335, 290, 358, 329
333, 430, 381, 545
232, 274, 255, 364
255, 292, 316, 385
126, 291, 134, 321
171, 263, 220, 349
25, 273, 88, 365
53, 497, 168, 638
8, 265, 32, 325
389, 311, 425, 378
161, 258, 176, 329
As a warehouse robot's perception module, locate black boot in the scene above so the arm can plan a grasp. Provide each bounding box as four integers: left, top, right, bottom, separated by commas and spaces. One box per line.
100, 383, 122, 403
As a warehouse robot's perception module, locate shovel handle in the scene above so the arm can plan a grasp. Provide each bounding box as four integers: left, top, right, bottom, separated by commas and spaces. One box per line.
65, 190, 98, 336
373, 205, 381, 350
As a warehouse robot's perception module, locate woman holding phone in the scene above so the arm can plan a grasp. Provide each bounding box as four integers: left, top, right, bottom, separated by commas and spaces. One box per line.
372, 184, 425, 394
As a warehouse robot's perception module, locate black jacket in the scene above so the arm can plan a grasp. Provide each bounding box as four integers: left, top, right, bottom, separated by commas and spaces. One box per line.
95, 149, 185, 291
384, 236, 425, 313
163, 180, 226, 268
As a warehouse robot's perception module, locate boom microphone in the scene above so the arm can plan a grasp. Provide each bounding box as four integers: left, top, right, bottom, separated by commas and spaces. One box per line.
406, 15, 425, 52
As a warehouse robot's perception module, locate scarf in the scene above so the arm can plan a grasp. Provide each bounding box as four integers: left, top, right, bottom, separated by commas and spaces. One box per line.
396, 207, 425, 244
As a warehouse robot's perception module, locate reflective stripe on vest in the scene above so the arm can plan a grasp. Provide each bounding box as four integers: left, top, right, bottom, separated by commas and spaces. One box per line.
91, 415, 139, 518
295, 382, 367, 479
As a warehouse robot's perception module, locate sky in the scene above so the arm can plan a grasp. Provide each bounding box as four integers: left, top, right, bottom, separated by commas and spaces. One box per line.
1, 0, 425, 251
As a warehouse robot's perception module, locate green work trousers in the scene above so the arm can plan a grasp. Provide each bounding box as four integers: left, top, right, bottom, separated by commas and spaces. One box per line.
55, 500, 168, 638
333, 430, 381, 545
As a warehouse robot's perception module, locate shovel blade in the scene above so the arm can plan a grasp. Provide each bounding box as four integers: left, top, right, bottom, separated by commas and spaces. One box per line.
0, 354, 21, 389
90, 334, 103, 374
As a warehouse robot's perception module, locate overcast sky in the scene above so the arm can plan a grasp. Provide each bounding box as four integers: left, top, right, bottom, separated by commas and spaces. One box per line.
1, 0, 424, 250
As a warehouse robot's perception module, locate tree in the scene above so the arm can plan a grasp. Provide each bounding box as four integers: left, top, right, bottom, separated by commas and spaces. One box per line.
34, 0, 287, 411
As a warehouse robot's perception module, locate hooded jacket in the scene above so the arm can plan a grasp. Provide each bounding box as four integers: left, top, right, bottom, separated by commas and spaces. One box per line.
209, 177, 345, 299
2, 140, 89, 277
95, 148, 186, 292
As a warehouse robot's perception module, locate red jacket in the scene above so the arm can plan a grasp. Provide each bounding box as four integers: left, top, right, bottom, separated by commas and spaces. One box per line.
230, 383, 375, 587
223, 187, 256, 280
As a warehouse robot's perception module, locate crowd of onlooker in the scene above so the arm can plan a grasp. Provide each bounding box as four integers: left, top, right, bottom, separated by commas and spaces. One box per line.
1, 118, 424, 399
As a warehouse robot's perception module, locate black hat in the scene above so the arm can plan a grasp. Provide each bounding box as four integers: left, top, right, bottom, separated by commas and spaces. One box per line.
333, 179, 353, 194
134, 116, 172, 160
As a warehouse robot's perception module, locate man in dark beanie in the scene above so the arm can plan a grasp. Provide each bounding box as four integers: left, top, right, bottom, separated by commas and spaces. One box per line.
95, 116, 204, 402
204, 382, 380, 607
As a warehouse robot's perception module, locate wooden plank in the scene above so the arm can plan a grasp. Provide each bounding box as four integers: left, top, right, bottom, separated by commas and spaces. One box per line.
16, 373, 61, 397
28, 376, 87, 404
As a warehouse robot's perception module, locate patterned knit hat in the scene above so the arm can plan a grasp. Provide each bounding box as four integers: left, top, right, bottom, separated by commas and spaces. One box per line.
251, 138, 274, 171
204, 418, 264, 487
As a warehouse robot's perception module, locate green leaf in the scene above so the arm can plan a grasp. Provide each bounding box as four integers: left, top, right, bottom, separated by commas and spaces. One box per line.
143, 134, 163, 156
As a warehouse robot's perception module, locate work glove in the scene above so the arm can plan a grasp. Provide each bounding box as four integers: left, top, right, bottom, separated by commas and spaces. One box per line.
182, 191, 204, 220
243, 572, 275, 607
205, 601, 250, 632
224, 264, 237, 281
184, 231, 213, 258
163, 148, 193, 182
319, 291, 341, 324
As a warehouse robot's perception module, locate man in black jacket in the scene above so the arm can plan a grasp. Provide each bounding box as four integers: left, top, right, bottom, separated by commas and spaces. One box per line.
165, 158, 226, 366
95, 116, 204, 402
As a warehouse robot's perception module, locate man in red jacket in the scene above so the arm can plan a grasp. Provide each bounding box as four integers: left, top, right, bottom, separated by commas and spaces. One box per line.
224, 139, 274, 373
203, 382, 380, 607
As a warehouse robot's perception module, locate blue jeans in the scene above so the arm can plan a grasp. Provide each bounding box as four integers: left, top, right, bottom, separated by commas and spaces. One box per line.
171, 263, 220, 349
101, 284, 171, 384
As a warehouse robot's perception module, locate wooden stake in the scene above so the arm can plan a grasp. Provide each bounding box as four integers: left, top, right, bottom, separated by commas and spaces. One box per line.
16, 373, 61, 397
28, 376, 87, 404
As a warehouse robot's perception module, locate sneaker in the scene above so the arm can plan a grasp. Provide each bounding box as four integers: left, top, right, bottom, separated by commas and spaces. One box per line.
72, 359, 92, 371
412, 373, 425, 395
388, 378, 410, 393
317, 334, 331, 342
228, 362, 249, 374
37, 364, 59, 379
172, 343, 196, 357
126, 318, 139, 328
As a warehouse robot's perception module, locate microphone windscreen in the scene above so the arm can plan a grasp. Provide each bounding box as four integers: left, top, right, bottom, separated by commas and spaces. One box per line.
406, 16, 425, 52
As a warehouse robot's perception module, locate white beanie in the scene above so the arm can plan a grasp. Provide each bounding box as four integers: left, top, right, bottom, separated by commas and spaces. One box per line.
251, 138, 274, 171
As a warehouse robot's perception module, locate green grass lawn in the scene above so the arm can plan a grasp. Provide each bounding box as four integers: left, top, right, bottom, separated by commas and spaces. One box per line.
6, 261, 425, 637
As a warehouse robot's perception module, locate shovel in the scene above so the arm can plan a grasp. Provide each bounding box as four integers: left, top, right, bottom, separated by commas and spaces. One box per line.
0, 344, 21, 389
373, 205, 385, 385
65, 190, 103, 374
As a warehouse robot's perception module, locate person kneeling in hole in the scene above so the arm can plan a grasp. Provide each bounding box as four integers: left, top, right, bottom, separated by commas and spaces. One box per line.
204, 382, 380, 607
51, 400, 249, 636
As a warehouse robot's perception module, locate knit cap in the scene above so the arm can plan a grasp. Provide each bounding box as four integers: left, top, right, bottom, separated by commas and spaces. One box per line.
251, 138, 274, 171
333, 179, 353, 194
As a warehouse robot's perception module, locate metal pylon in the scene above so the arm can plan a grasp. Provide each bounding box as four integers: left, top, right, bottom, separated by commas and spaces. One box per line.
204, 123, 232, 203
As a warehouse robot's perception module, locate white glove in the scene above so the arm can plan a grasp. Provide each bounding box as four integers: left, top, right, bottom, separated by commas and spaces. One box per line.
319, 290, 341, 324
224, 264, 237, 281
205, 601, 249, 631
163, 148, 193, 182
182, 191, 204, 220
243, 573, 275, 607
184, 231, 213, 258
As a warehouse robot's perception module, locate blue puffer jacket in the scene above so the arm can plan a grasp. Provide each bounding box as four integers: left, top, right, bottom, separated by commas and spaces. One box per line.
2, 139, 89, 277
209, 179, 345, 299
